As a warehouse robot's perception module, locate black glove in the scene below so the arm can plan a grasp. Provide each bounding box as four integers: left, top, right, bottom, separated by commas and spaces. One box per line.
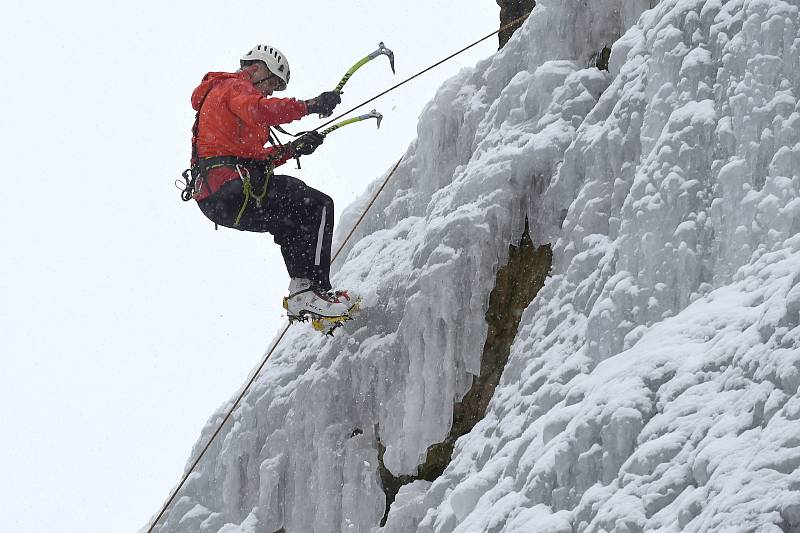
291, 131, 325, 156
305, 91, 342, 117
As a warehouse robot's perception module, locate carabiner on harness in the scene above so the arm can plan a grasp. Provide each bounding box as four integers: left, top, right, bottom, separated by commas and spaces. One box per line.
234, 163, 272, 226
177, 168, 197, 202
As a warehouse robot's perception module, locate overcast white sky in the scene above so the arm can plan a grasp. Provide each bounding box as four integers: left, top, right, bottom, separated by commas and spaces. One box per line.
1, 1, 500, 531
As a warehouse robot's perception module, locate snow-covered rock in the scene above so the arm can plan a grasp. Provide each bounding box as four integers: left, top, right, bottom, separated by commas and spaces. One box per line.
150, 0, 800, 531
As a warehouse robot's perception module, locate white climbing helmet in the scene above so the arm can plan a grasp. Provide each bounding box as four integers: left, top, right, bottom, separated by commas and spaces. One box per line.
240, 44, 290, 90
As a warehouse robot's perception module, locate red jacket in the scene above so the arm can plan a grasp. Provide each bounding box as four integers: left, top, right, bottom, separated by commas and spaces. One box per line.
190, 70, 308, 200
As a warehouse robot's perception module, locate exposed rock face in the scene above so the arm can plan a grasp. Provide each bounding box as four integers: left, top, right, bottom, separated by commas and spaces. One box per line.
376, 224, 552, 525
441, 226, 551, 461
496, 0, 535, 48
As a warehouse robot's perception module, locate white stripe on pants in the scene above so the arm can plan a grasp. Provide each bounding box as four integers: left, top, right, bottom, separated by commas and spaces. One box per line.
314, 206, 326, 266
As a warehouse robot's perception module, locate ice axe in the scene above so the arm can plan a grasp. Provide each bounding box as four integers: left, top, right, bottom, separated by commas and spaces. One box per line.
319, 109, 383, 136
289, 110, 382, 170
335, 42, 395, 93
317, 42, 395, 119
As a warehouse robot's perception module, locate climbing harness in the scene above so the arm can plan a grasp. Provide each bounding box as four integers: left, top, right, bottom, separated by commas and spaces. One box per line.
150, 12, 533, 533
179, 155, 276, 226
176, 111, 377, 223
178, 156, 271, 200
177, 107, 377, 208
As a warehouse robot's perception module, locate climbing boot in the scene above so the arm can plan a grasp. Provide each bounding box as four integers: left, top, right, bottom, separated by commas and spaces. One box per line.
283, 278, 359, 334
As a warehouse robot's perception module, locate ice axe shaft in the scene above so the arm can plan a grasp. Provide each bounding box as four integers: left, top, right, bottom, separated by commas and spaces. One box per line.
334, 42, 395, 93
316, 42, 394, 119
320, 110, 383, 136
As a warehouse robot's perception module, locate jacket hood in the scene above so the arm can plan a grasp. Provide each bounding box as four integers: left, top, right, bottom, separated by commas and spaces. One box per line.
191, 71, 247, 110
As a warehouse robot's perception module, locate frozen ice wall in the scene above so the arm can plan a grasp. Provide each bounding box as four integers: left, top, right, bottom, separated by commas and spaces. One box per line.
150, 0, 800, 531
381, 0, 800, 531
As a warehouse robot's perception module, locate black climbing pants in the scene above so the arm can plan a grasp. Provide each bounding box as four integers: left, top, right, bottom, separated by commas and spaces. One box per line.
197, 172, 335, 291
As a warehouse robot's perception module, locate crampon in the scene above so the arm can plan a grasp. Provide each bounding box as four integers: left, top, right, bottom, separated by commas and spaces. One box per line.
283, 295, 361, 336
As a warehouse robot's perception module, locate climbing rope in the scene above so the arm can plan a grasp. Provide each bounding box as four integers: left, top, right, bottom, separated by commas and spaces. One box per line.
147, 13, 531, 532
146, 156, 403, 532
313, 11, 532, 133
332, 157, 404, 264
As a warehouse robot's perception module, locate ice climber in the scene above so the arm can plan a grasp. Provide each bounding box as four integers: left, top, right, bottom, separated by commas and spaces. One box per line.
188, 44, 358, 331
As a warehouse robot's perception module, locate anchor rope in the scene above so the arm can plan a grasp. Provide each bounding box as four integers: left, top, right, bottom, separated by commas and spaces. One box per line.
313, 12, 532, 132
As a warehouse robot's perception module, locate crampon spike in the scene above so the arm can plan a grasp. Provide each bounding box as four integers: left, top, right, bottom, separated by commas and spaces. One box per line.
285, 296, 361, 335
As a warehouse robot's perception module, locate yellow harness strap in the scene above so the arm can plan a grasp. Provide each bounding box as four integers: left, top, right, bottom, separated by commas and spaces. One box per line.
234, 164, 273, 226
